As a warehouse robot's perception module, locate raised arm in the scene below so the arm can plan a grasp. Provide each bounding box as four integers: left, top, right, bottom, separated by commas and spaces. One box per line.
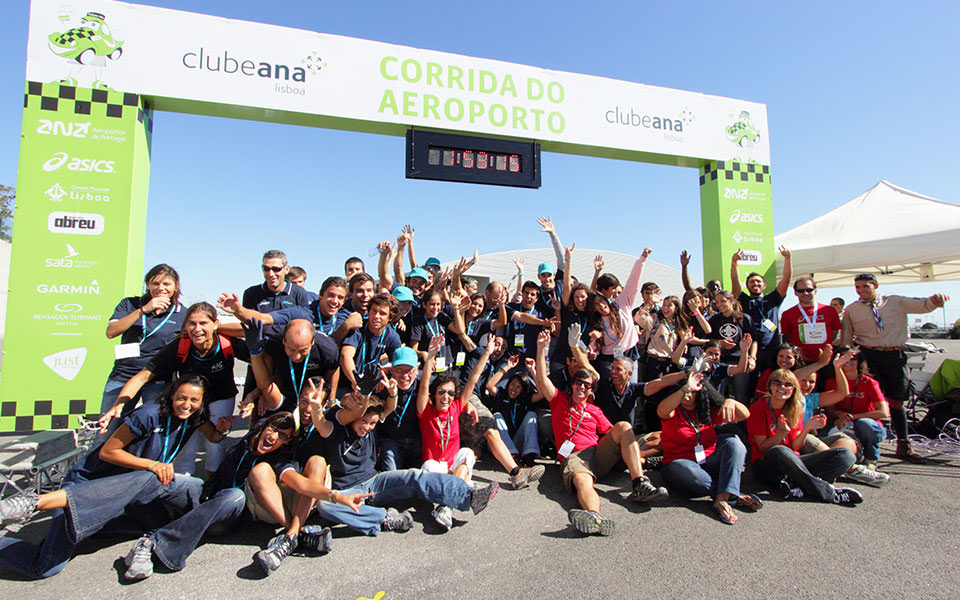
377, 240, 395, 293
537, 215, 565, 267
405, 224, 418, 269
730, 250, 744, 297
817, 351, 853, 407
512, 257, 524, 297
485, 353, 520, 396
658, 371, 702, 420
616, 247, 651, 308
590, 255, 604, 292
679, 250, 693, 293
416, 336, 443, 414
534, 330, 557, 401
776, 246, 792, 298
462, 337, 495, 401
106, 295, 172, 339
394, 230, 407, 286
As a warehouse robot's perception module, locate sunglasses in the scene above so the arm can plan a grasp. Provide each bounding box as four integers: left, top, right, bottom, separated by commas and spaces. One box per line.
771, 380, 795, 388
262, 265, 285, 273
573, 379, 593, 388
795, 288, 815, 294
436, 388, 456, 398
265, 424, 292, 443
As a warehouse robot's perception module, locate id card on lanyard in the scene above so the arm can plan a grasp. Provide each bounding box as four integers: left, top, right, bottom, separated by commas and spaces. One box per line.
679, 408, 706, 464
116, 305, 179, 359
798, 305, 827, 344
558, 402, 586, 460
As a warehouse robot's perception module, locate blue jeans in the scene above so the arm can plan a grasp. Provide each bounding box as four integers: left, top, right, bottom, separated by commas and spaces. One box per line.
493, 411, 540, 457
0, 470, 201, 579
662, 435, 746, 499
851, 419, 886, 461
150, 487, 248, 571
314, 468, 472, 536
378, 436, 422, 472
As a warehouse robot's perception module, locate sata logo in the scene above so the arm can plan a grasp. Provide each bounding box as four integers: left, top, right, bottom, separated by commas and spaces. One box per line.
37, 119, 90, 138
42, 152, 115, 174
729, 209, 764, 224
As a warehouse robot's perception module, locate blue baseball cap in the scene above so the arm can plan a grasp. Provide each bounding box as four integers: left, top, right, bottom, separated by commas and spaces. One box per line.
392, 286, 414, 302
392, 346, 419, 368
424, 257, 441, 269
408, 267, 430, 281
538, 262, 556, 275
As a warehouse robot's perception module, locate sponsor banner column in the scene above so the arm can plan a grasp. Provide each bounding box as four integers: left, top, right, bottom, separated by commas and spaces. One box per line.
0, 82, 151, 432
698, 160, 775, 289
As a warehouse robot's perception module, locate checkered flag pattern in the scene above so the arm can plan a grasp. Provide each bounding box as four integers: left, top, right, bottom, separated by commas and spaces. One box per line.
23, 80, 151, 131
2, 399, 94, 432
699, 160, 769, 186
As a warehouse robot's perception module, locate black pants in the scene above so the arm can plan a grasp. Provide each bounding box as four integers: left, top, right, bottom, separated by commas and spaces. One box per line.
753, 446, 855, 501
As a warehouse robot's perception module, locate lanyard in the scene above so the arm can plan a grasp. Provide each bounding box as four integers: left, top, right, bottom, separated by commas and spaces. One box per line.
357, 329, 386, 367
191, 337, 221, 362
233, 449, 258, 488
678, 407, 702, 446
141, 304, 178, 343
467, 319, 477, 337
601, 317, 618, 343
567, 401, 587, 440
799, 303, 819, 328
289, 356, 308, 400
316, 305, 336, 335
342, 436, 363, 457
437, 412, 452, 453
159, 416, 189, 463
860, 298, 883, 331
396, 389, 414, 424
426, 317, 442, 338
765, 398, 782, 436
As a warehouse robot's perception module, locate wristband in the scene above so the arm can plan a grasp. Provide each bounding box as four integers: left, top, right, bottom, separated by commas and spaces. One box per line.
149, 461, 158, 470
330, 490, 339, 503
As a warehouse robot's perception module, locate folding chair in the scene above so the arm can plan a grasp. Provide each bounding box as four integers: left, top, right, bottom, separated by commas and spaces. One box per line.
0, 430, 85, 501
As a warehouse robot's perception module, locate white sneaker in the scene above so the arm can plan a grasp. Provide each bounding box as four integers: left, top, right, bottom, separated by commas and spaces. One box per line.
431, 505, 453, 532
123, 536, 154, 581
845, 464, 890, 488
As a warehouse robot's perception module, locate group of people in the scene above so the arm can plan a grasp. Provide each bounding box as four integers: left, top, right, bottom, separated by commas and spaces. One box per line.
0, 217, 949, 580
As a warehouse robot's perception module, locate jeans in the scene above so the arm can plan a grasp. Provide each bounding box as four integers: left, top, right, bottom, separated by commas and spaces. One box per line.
752, 445, 855, 501
662, 435, 746, 499
851, 419, 886, 462
150, 487, 248, 571
493, 410, 540, 457
313, 468, 472, 536
0, 470, 201, 579
378, 436, 422, 472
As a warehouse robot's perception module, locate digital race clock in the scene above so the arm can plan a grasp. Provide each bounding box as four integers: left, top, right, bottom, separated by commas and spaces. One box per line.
405, 129, 541, 188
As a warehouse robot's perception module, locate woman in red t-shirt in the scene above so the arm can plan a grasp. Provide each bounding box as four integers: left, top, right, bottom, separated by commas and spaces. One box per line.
658, 371, 758, 524
748, 369, 861, 506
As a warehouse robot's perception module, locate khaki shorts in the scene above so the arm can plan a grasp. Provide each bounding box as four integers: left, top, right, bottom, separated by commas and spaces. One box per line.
561, 431, 623, 493
244, 480, 299, 525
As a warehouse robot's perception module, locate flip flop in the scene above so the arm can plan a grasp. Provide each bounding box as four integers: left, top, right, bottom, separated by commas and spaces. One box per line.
711, 501, 738, 525
733, 493, 763, 512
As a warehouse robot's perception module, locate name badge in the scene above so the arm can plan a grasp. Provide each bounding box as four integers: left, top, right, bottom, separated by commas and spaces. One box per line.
762, 318, 777, 332
514, 334, 524, 347
613, 347, 625, 358
455, 351, 466, 366
694, 444, 706, 464
435, 355, 447, 372
801, 322, 828, 344
114, 343, 140, 360
558, 439, 576, 460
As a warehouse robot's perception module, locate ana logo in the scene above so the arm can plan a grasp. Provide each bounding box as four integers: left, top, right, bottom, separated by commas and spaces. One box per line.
48, 211, 104, 235
36, 279, 101, 295
45, 183, 68, 201
54, 303, 83, 313
42, 347, 87, 381
729, 209, 764, 224
37, 119, 90, 138
723, 187, 749, 200
42, 152, 115, 174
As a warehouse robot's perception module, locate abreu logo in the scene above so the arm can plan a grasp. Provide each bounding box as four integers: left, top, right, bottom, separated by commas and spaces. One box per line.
182, 48, 310, 82
48, 211, 104, 235
42, 152, 115, 174
729, 208, 764, 224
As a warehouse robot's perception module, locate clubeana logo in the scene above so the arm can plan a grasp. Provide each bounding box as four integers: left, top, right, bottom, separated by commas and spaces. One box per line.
181, 49, 326, 81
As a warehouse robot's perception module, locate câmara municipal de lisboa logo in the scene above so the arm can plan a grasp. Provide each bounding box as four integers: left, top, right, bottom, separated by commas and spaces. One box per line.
47, 7, 125, 89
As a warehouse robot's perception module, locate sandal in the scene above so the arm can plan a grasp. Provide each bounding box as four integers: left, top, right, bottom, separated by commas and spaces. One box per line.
733, 493, 763, 512
711, 501, 738, 525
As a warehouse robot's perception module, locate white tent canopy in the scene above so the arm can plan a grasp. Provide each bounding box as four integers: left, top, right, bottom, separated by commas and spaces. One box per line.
774, 181, 960, 287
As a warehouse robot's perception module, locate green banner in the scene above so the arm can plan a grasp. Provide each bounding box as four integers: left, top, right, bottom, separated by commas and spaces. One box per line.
699, 160, 775, 289
0, 82, 151, 432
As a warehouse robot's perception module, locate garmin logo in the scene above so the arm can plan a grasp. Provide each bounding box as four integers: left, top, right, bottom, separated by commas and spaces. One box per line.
729, 209, 764, 224
42, 347, 87, 381
37, 119, 90, 138
37, 280, 101, 296
182, 48, 307, 82
42, 152, 115, 174
48, 212, 104, 236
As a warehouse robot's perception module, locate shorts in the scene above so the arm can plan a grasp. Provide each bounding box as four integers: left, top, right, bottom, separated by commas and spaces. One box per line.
561, 431, 621, 493
244, 480, 299, 525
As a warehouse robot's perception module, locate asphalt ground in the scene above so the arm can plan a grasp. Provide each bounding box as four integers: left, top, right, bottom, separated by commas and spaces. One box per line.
1, 341, 958, 599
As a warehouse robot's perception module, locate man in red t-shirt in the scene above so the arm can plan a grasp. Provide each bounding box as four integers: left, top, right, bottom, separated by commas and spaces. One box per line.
533, 331, 666, 537
780, 277, 841, 383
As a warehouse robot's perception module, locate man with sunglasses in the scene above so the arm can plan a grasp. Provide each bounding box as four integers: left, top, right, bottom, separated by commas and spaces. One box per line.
242, 250, 313, 314
780, 277, 842, 389
840, 273, 949, 462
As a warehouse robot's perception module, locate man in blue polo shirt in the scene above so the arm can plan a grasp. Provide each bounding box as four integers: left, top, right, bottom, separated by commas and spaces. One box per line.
242, 250, 312, 314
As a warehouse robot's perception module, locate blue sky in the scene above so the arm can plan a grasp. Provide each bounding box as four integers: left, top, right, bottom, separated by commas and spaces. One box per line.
3, 1, 958, 326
